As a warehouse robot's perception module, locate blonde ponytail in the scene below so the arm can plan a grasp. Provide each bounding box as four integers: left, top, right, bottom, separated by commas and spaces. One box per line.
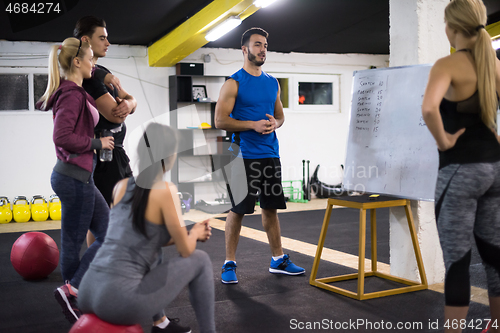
473, 28, 498, 129
39, 44, 61, 110
38, 37, 90, 110
445, 0, 498, 129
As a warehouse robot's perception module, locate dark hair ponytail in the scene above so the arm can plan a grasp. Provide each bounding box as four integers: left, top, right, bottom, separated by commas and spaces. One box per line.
128, 123, 178, 237
130, 185, 151, 238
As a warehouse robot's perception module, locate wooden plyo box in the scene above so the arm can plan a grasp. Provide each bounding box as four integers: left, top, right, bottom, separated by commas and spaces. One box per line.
309, 194, 428, 300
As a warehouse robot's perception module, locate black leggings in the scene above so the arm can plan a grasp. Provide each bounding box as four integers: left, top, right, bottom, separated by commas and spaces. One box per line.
435, 162, 500, 306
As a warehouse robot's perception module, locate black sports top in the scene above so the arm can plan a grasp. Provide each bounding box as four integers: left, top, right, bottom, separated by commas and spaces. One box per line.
438, 89, 500, 169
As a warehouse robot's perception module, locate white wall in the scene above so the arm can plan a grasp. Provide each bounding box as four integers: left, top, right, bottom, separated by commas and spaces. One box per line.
0, 40, 388, 203
0, 41, 173, 201
185, 48, 388, 190
387, 0, 448, 284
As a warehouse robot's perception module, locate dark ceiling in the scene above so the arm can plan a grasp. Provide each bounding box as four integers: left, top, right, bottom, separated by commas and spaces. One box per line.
1, 0, 500, 55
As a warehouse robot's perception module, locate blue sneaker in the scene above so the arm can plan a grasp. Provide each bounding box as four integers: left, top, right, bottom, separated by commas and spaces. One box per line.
221, 261, 238, 284
269, 254, 305, 275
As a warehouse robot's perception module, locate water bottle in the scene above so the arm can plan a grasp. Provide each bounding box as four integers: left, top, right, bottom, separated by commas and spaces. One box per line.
99, 129, 113, 162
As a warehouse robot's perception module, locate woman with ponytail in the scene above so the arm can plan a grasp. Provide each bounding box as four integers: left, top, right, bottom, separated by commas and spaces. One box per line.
37, 37, 114, 324
422, 0, 500, 332
77, 123, 215, 333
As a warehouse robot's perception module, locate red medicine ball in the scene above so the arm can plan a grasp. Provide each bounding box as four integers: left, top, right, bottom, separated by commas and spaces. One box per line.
10, 232, 59, 280
70, 314, 144, 333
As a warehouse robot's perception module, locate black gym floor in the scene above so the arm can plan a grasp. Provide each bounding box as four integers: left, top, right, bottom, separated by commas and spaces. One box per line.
0, 207, 491, 333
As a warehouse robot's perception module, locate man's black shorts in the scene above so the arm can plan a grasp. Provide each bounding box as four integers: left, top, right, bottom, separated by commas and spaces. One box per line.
228, 158, 287, 215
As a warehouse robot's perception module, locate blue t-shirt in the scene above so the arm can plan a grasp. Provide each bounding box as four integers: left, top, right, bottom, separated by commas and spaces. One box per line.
229, 68, 280, 159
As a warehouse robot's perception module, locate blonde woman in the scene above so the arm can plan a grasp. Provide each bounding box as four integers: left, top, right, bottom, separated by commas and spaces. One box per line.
37, 37, 114, 324
422, 0, 500, 332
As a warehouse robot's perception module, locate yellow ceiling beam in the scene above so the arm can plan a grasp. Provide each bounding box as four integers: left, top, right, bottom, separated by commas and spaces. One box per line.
487, 20, 500, 40
148, 0, 259, 67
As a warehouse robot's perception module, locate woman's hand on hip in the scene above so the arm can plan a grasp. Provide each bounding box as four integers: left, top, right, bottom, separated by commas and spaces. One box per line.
438, 128, 465, 151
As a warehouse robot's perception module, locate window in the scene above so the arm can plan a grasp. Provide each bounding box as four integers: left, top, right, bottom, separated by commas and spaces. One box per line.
293, 74, 340, 112
0, 71, 52, 112
298, 82, 332, 105
0, 74, 29, 110
33, 74, 48, 108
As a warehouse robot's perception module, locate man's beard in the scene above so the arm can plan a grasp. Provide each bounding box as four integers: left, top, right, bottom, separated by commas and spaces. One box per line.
248, 51, 265, 66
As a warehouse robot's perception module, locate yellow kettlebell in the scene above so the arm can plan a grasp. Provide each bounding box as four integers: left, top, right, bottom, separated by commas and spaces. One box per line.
0, 197, 13, 224
31, 195, 49, 222
49, 194, 61, 221
13, 196, 31, 222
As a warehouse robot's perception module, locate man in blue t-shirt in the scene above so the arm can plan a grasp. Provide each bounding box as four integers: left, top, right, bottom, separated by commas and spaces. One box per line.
215, 27, 305, 284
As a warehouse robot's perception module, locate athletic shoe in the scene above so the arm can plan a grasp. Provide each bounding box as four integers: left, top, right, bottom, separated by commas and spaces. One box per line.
54, 282, 81, 324
269, 254, 305, 275
151, 318, 192, 333
221, 261, 238, 284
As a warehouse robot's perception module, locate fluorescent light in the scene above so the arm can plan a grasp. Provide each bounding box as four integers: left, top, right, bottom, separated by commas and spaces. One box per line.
205, 16, 242, 42
493, 38, 500, 50
254, 0, 280, 8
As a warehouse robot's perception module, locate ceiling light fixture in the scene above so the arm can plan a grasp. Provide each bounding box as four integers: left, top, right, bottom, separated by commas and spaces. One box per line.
493, 38, 500, 50
254, 0, 280, 8
205, 16, 242, 42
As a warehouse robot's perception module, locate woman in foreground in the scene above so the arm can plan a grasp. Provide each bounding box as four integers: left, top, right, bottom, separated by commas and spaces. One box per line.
78, 123, 215, 333
422, 0, 500, 332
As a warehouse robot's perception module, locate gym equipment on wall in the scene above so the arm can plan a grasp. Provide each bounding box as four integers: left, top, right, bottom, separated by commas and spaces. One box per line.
180, 192, 192, 213
49, 194, 61, 220
310, 165, 343, 198
31, 195, 49, 222
0, 197, 13, 223
13, 196, 30, 222
302, 160, 311, 201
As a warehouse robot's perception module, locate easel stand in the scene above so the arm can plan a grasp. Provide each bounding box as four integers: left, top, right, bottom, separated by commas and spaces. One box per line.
309, 194, 428, 300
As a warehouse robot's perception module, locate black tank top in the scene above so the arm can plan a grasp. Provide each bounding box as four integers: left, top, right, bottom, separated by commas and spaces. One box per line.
439, 90, 500, 168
